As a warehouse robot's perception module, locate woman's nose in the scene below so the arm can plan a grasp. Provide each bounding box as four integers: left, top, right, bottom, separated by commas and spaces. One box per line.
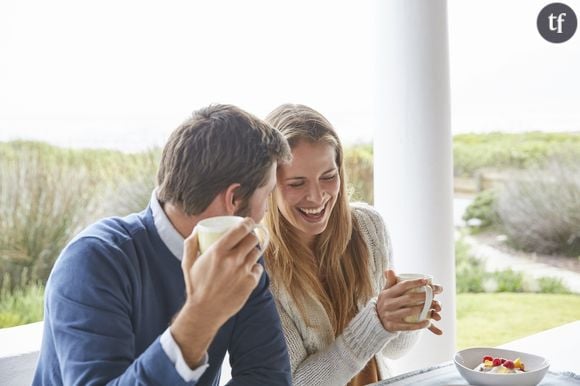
306, 184, 324, 202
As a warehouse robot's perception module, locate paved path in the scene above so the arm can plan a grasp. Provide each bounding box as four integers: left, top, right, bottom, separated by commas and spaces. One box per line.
454, 197, 580, 294
462, 234, 580, 294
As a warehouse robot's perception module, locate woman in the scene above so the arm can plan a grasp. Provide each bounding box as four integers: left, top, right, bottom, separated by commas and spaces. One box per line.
263, 104, 443, 386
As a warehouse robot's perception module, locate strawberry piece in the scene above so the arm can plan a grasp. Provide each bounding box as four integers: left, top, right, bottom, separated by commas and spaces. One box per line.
492, 358, 501, 366
504, 360, 515, 369
500, 358, 507, 364
483, 355, 493, 362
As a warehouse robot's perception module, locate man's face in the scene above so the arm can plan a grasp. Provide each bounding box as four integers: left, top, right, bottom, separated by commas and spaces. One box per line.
235, 162, 277, 222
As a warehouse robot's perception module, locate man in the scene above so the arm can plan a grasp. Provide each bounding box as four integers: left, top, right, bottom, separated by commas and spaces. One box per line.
33, 104, 293, 385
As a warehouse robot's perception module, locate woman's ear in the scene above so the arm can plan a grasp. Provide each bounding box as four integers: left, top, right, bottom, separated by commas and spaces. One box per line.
223, 183, 241, 215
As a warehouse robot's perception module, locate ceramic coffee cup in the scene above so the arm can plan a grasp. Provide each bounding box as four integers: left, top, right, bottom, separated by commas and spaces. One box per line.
397, 273, 434, 323
196, 216, 270, 254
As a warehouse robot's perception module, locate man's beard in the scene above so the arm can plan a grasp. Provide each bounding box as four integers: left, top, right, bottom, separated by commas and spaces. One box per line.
234, 197, 251, 218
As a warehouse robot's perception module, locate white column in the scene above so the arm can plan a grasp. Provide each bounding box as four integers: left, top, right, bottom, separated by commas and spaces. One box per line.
372, 0, 456, 374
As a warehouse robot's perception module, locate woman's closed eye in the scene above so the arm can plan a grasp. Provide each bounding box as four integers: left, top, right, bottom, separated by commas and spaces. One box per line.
321, 174, 337, 181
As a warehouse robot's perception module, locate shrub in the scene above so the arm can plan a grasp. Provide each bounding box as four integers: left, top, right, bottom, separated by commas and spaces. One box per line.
0, 281, 44, 328
462, 190, 500, 228
455, 237, 486, 293
344, 144, 373, 204
496, 152, 580, 256
0, 141, 159, 292
492, 269, 524, 292
454, 237, 571, 294
537, 277, 571, 294
0, 145, 104, 289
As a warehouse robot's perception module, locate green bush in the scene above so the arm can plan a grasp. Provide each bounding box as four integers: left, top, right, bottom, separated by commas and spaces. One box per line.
344, 144, 373, 204
538, 277, 572, 294
455, 238, 486, 293
492, 269, 524, 292
496, 152, 580, 256
462, 190, 500, 228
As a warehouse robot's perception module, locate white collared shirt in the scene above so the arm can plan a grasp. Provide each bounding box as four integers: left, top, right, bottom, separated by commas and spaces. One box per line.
150, 190, 209, 382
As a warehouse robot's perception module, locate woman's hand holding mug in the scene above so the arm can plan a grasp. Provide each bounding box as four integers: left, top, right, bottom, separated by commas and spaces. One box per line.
376, 269, 443, 335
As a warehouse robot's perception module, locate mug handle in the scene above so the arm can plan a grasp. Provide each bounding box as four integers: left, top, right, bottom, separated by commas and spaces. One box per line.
252, 224, 270, 252
418, 284, 434, 321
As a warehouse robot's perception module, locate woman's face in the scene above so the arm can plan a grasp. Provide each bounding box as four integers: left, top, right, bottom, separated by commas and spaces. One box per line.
275, 140, 340, 245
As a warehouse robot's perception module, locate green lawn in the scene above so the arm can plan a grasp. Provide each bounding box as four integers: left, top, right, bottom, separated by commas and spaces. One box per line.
456, 293, 580, 350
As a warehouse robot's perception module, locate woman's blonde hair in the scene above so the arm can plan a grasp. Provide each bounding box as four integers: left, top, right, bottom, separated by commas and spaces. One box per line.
264, 104, 373, 334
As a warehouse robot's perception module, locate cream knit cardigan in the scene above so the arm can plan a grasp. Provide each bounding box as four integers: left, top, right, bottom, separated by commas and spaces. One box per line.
271, 203, 421, 386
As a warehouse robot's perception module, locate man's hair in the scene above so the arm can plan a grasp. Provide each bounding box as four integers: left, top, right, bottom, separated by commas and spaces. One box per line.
157, 104, 291, 215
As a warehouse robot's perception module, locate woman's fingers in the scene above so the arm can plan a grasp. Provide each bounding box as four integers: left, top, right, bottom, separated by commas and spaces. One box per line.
381, 305, 425, 321
379, 291, 430, 311
431, 311, 442, 322
383, 269, 398, 289
428, 323, 443, 335
432, 284, 444, 295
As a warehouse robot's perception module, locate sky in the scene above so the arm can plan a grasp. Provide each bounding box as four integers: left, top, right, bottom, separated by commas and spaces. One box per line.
1, 0, 579, 152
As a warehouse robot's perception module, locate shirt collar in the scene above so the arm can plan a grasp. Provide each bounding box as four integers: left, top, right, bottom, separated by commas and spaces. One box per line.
150, 190, 184, 261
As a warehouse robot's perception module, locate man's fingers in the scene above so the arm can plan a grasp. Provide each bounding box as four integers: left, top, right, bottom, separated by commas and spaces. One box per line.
214, 218, 256, 250
230, 232, 261, 264
250, 263, 264, 281
182, 228, 200, 295
243, 245, 262, 267
182, 228, 200, 270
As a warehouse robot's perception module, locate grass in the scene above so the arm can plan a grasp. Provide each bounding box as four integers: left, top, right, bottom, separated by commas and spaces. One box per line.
0, 282, 44, 328
456, 293, 580, 350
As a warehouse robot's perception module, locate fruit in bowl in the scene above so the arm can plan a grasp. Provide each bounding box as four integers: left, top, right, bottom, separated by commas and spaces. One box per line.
475, 355, 525, 373
454, 347, 549, 386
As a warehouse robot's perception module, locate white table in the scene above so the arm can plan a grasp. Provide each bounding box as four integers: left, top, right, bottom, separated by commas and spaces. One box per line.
0, 321, 43, 386
498, 320, 580, 373
370, 320, 580, 385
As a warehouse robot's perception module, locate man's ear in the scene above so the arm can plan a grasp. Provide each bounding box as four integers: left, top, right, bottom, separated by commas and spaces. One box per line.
223, 183, 241, 215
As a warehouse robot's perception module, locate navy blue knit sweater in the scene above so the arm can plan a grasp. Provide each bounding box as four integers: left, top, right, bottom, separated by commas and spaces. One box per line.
32, 206, 291, 385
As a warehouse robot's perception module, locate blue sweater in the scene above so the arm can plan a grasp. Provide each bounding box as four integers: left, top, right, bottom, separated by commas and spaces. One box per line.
32, 206, 291, 386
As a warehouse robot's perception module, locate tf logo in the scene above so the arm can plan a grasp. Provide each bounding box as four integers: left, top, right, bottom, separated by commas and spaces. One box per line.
537, 3, 577, 43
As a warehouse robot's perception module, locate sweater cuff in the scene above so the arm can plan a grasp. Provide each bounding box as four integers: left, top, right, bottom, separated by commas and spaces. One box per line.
341, 298, 400, 360
160, 328, 209, 382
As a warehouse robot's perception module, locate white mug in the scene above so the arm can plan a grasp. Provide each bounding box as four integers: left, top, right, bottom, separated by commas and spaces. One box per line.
397, 273, 434, 323
196, 216, 270, 254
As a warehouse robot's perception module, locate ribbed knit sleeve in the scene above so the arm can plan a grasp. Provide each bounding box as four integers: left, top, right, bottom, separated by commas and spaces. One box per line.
275, 203, 423, 386
351, 204, 422, 369
279, 298, 399, 386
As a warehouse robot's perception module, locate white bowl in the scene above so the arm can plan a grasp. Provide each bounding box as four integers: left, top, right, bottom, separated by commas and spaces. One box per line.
454, 347, 550, 386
